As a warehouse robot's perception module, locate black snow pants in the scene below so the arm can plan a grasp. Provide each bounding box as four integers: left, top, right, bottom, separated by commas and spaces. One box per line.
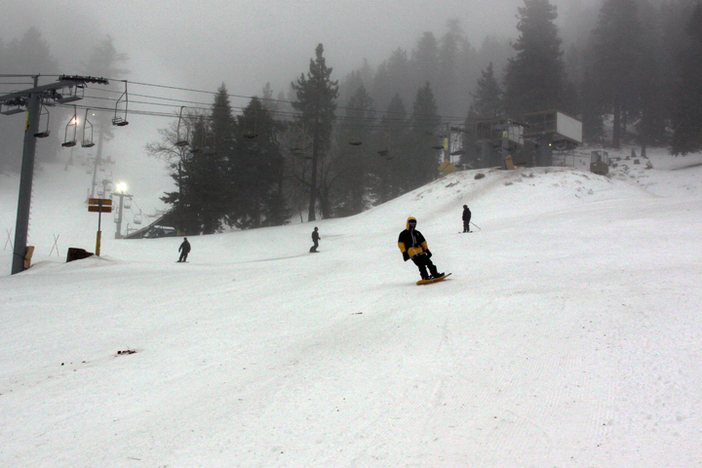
412, 253, 439, 279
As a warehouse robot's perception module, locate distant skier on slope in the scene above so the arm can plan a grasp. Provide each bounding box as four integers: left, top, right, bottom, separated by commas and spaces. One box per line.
398, 217, 444, 281
178, 237, 191, 263
310, 227, 320, 252
462, 205, 472, 233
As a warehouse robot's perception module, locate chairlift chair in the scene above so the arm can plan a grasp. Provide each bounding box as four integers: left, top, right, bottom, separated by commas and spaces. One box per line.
378, 149, 393, 160
124, 197, 132, 209
175, 106, 189, 147
34, 105, 51, 138
1, 98, 27, 115
242, 106, 258, 139
112, 81, 129, 126
62, 107, 78, 148
134, 211, 143, 225
56, 83, 85, 104
82, 109, 95, 147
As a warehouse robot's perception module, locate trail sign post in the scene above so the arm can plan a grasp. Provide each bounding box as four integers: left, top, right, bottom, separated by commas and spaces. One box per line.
88, 198, 112, 256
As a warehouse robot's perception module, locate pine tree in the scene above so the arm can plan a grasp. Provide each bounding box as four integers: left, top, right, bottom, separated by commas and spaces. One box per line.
378, 93, 409, 201
503, 0, 567, 118
437, 20, 463, 117
412, 33, 440, 98
333, 85, 375, 216
161, 114, 222, 235
590, 0, 644, 148
291, 44, 339, 221
470, 62, 503, 119
162, 86, 233, 235
148, 108, 202, 235
671, 2, 702, 154
230, 97, 288, 227
407, 82, 441, 190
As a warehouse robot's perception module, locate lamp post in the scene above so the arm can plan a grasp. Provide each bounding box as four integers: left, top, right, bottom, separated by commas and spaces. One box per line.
113, 182, 132, 239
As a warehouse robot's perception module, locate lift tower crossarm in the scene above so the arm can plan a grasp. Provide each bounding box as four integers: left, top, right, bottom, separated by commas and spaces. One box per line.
1, 75, 109, 275
0, 76, 108, 102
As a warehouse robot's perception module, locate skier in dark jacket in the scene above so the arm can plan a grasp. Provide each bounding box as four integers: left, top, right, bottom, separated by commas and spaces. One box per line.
178, 238, 191, 262
462, 205, 472, 232
398, 217, 444, 280
310, 227, 320, 252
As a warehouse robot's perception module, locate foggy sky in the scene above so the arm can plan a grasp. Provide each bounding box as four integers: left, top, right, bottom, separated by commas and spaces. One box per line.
3, 0, 589, 98
2, 0, 593, 215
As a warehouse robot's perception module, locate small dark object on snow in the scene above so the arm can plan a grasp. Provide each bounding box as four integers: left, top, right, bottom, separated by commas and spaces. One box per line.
117, 349, 136, 355
66, 247, 94, 263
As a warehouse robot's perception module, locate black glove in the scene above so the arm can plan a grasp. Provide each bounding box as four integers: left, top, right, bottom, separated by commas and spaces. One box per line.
425, 249, 432, 258
402, 252, 409, 262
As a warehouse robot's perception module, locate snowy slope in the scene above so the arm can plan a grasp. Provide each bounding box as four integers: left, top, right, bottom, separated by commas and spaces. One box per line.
1, 149, 702, 467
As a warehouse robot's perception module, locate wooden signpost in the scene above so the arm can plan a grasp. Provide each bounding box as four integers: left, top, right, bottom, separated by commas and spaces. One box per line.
88, 198, 112, 256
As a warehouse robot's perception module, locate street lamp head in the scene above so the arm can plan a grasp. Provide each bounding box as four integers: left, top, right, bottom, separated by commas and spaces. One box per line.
116, 182, 127, 193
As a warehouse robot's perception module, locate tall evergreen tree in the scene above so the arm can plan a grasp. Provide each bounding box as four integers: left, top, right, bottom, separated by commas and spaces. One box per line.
230, 97, 288, 227
464, 62, 504, 168
209, 85, 241, 231
470, 62, 504, 119
503, 0, 568, 118
378, 93, 409, 201
579, 68, 606, 144
164, 86, 233, 235
407, 82, 441, 190
147, 108, 203, 235
291, 43, 339, 221
437, 20, 463, 117
590, 0, 645, 148
166, 115, 224, 235
412, 33, 440, 97
671, 2, 702, 154
333, 85, 375, 216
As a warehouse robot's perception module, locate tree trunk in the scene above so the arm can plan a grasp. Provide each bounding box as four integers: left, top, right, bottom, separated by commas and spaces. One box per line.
612, 95, 621, 149
308, 116, 320, 222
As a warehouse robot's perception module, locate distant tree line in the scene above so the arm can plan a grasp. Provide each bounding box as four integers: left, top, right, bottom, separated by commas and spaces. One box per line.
4, 0, 702, 229
151, 0, 702, 231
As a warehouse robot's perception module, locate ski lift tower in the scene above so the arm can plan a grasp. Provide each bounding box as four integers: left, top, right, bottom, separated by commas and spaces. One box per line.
475, 118, 523, 169
0, 75, 109, 274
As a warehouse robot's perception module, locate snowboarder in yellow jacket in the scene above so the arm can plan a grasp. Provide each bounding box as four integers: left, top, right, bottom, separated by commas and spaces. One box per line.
398, 217, 443, 280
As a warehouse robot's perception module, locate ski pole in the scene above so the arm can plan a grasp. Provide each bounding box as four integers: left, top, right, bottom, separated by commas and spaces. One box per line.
471, 221, 482, 230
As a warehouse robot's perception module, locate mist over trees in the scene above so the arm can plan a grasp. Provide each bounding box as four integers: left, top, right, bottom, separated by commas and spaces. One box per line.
148, 0, 702, 229
4, 0, 702, 228
0, 28, 60, 173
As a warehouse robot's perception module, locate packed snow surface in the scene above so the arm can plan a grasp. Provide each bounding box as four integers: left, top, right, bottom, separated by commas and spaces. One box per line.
1, 149, 702, 467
